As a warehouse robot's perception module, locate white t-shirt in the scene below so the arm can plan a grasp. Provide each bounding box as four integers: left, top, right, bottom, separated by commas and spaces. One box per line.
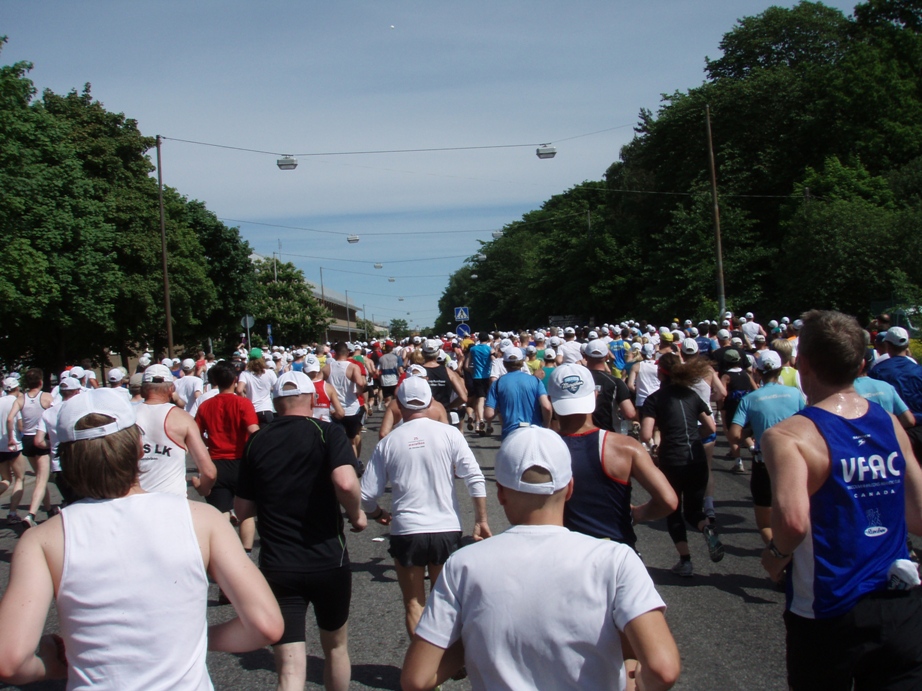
238, 370, 277, 413
558, 339, 583, 364
361, 417, 485, 535
0, 395, 21, 450
415, 524, 666, 691
174, 375, 204, 416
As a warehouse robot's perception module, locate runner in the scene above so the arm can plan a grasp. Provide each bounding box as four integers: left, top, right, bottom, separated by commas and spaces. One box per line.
236, 348, 278, 428
135, 364, 217, 499
640, 353, 724, 576
727, 350, 804, 548
0, 388, 283, 689
484, 347, 552, 439
548, 364, 677, 549
401, 425, 681, 691
235, 371, 365, 691
361, 377, 491, 637
463, 332, 494, 436
584, 339, 635, 433
0, 377, 25, 522
323, 342, 367, 459
6, 369, 52, 529
761, 310, 922, 690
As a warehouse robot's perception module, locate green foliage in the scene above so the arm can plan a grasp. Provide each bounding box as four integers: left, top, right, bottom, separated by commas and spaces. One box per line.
250, 259, 329, 345
389, 318, 410, 339
0, 44, 257, 370
437, 1, 922, 328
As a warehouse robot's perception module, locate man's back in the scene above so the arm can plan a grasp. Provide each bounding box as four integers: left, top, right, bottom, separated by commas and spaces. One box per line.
237, 416, 355, 571
468, 343, 493, 379
415, 525, 664, 690
486, 371, 545, 437
870, 355, 922, 421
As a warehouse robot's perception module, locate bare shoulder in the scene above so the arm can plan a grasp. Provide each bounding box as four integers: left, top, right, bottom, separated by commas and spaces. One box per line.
188, 500, 224, 526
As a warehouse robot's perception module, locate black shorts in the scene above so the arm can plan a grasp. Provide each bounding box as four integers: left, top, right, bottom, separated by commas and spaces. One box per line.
205, 459, 240, 513
0, 450, 20, 463
784, 587, 922, 690
256, 410, 275, 427
381, 385, 397, 399
470, 378, 491, 399
337, 411, 364, 440
388, 531, 462, 567
21, 435, 42, 458
750, 461, 772, 507
262, 566, 352, 645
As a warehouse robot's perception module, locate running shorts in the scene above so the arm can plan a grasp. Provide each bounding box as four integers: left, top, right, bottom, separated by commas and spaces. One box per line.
0, 450, 20, 463
205, 458, 240, 513
262, 566, 352, 644
381, 385, 397, 399
750, 461, 772, 507
470, 378, 491, 398
388, 531, 462, 567
338, 410, 365, 440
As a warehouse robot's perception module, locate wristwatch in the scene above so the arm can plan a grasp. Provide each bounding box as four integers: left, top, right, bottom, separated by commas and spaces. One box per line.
768, 539, 791, 559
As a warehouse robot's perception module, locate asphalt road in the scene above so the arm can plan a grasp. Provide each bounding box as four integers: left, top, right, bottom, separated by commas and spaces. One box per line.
1, 412, 887, 690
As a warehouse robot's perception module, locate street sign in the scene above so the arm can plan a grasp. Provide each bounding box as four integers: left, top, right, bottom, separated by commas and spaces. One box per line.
240, 315, 255, 329
454, 306, 470, 322
456, 323, 472, 339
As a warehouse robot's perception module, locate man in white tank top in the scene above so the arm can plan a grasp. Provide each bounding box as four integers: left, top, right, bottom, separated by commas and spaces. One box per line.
136, 365, 216, 498
0, 387, 284, 688
322, 342, 367, 459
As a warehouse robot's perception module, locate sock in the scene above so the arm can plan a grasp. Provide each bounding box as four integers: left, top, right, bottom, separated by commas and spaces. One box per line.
704, 496, 714, 512
680, 554, 691, 563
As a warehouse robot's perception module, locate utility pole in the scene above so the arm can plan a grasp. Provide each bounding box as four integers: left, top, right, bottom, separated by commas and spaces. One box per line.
155, 135, 174, 357
705, 105, 726, 316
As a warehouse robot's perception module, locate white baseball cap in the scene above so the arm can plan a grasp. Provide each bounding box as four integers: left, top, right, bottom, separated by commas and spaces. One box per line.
584, 339, 608, 359
56, 388, 137, 443
547, 364, 596, 416
682, 338, 699, 355
181, 358, 196, 371
502, 347, 524, 363
138, 354, 151, 367
60, 377, 83, 392
107, 368, 124, 383
303, 355, 321, 374
407, 364, 428, 377
2, 376, 20, 391
495, 426, 572, 495
885, 327, 910, 347
422, 339, 441, 355
543, 347, 557, 360
69, 366, 86, 380
273, 371, 314, 398
397, 377, 432, 410
757, 350, 782, 372
142, 364, 174, 383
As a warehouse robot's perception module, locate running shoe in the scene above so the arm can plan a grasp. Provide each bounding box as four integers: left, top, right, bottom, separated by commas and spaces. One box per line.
703, 525, 725, 562
485, 423, 493, 436
467, 418, 474, 431
6, 512, 22, 524
22, 513, 37, 529
48, 506, 62, 517
477, 420, 486, 437
670, 559, 693, 577
733, 460, 746, 474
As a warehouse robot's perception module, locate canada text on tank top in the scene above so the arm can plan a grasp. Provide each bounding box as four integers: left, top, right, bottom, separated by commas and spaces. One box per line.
790, 403, 909, 619
562, 430, 637, 548
312, 380, 332, 422
135, 403, 189, 497
327, 359, 360, 415
425, 364, 452, 406
21, 390, 48, 435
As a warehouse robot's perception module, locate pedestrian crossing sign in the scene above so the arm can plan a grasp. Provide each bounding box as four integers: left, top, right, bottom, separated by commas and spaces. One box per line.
454, 306, 470, 322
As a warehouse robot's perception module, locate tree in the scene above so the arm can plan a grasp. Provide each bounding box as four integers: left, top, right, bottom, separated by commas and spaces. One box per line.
389, 319, 410, 340
249, 258, 330, 345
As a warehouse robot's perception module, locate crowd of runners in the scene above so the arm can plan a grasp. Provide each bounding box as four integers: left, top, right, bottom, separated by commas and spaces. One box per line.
0, 308, 920, 690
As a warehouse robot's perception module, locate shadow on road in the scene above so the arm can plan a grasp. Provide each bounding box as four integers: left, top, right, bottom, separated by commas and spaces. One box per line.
648, 566, 778, 604
353, 556, 397, 583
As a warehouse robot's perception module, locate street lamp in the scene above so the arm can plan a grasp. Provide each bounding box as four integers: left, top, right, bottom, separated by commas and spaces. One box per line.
492, 230, 504, 239
388, 277, 395, 282
347, 235, 360, 244
277, 155, 298, 170
374, 263, 383, 269
536, 144, 556, 159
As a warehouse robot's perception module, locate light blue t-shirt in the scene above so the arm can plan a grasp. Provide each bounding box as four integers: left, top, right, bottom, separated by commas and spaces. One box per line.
485, 370, 546, 438
731, 381, 805, 445
853, 376, 910, 417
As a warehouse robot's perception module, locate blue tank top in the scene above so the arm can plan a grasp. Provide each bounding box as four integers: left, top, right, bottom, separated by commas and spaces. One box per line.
562, 430, 636, 548
469, 344, 493, 379
790, 402, 909, 619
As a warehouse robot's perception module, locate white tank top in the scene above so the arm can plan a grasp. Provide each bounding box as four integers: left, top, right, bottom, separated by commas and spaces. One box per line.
0, 395, 21, 449
327, 359, 360, 415
57, 493, 212, 691
634, 360, 661, 408
135, 403, 188, 496
21, 390, 48, 435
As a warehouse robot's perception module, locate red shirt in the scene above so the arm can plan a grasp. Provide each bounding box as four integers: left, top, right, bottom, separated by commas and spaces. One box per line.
195, 393, 259, 460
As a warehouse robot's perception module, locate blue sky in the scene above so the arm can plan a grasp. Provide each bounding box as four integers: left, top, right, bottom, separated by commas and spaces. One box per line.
3, 1, 857, 332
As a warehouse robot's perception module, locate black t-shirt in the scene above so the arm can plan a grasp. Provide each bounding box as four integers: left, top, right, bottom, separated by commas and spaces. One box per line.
237, 416, 357, 572
590, 369, 631, 432
640, 384, 711, 466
